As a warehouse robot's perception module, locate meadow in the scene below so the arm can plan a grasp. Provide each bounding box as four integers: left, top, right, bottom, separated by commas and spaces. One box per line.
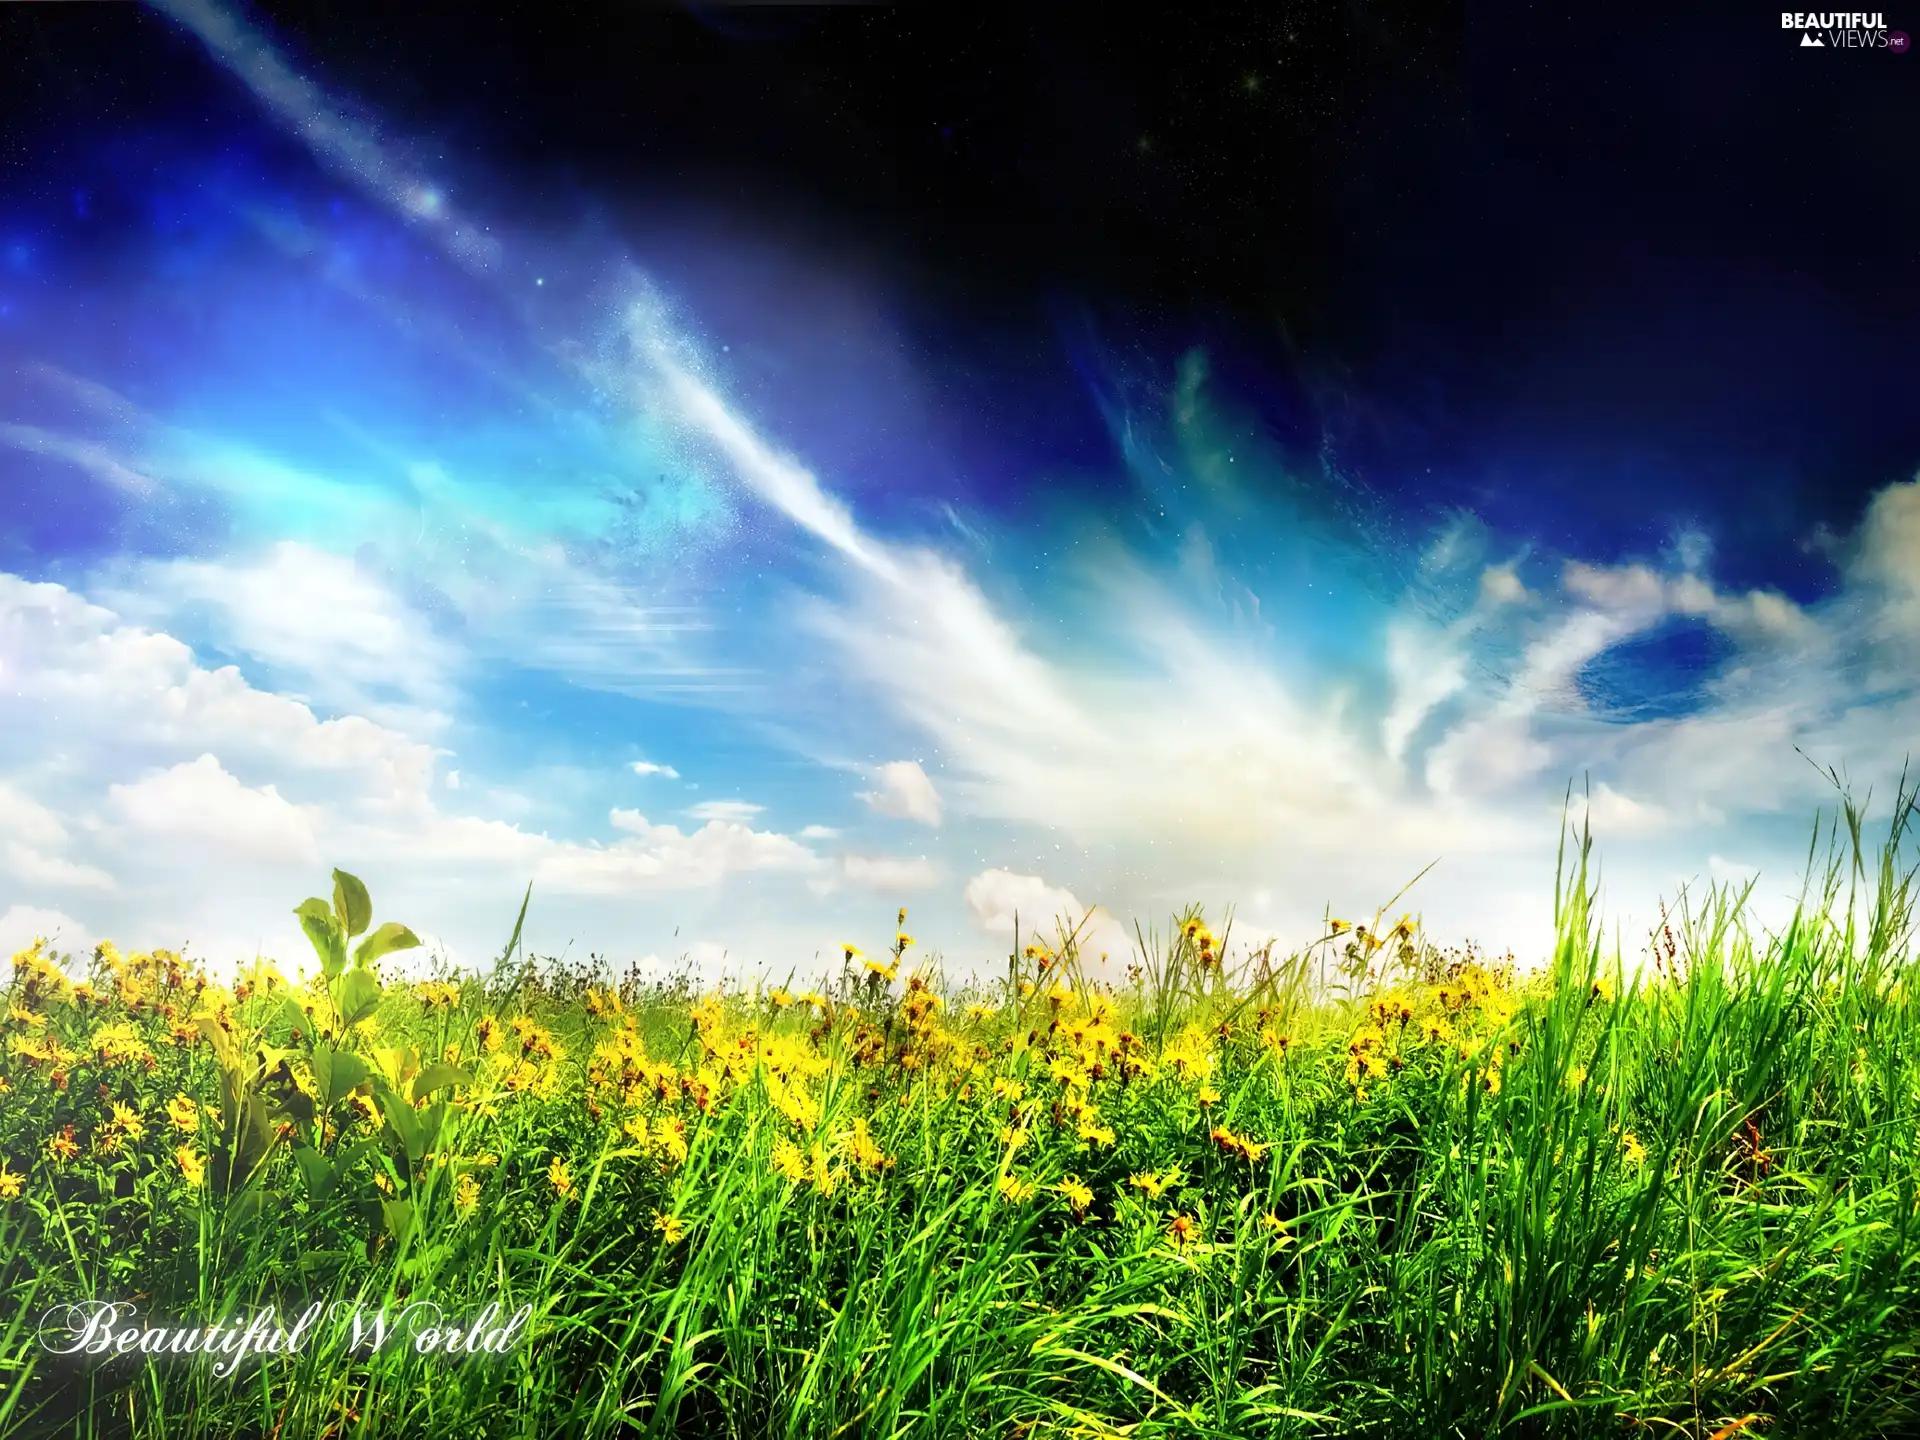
1, 779, 1917, 1439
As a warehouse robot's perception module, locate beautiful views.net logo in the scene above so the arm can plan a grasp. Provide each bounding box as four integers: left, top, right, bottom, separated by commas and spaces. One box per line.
1782, 11, 1912, 49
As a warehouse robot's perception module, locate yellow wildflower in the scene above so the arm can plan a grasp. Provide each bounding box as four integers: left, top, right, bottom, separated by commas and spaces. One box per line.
47, 1125, 79, 1163
0, 1166, 21, 1201
175, 1146, 205, 1188
166, 1094, 198, 1133
1055, 1175, 1094, 1215
997, 1173, 1036, 1204
1129, 1168, 1179, 1201
770, 1136, 808, 1183
110, 1102, 145, 1142
548, 1157, 575, 1200
653, 1210, 686, 1244
455, 1172, 482, 1211
1621, 1131, 1648, 1167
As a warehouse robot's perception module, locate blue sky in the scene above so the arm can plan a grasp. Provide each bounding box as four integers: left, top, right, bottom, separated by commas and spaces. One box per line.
1, 1, 1916, 982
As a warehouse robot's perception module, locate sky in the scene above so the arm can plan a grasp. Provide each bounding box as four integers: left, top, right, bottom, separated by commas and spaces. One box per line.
0, 2, 1916, 984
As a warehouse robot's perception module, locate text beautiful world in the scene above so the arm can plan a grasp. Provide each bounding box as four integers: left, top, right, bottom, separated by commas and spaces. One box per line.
37, 1299, 534, 1378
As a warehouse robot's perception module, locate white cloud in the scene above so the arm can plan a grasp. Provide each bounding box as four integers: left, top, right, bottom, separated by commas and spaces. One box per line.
962, 868, 1134, 964
799, 824, 840, 839
1480, 563, 1532, 606
108, 754, 321, 863
95, 540, 462, 728
629, 760, 681, 779
840, 854, 939, 890
686, 800, 764, 824
567, 809, 820, 894
4, 845, 116, 892
445, 770, 460, 790
0, 905, 95, 958
1569, 782, 1670, 838
857, 760, 944, 826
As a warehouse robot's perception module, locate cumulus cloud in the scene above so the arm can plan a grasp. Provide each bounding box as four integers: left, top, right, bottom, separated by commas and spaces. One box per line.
94, 541, 462, 727
0, 905, 95, 957
0, 574, 831, 970
962, 868, 1135, 964
857, 760, 944, 826
108, 754, 322, 863
630, 760, 681, 779
685, 800, 765, 824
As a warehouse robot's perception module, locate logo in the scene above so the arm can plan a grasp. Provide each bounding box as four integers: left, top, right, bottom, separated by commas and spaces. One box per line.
1781, 11, 1908, 47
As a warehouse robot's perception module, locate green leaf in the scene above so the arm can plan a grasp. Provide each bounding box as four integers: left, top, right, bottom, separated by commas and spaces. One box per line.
498, 882, 533, 967
332, 870, 373, 939
281, 994, 315, 1044
296, 897, 347, 979
330, 1051, 371, 1095
311, 1042, 369, 1110
353, 921, 420, 968
338, 968, 384, 1029
292, 1146, 337, 1204
379, 1198, 415, 1244
378, 1090, 426, 1164
410, 1063, 472, 1104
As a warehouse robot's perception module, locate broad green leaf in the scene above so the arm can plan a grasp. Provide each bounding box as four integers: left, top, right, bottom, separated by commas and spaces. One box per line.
378, 1090, 426, 1164
296, 897, 347, 979
312, 1041, 334, 1106
281, 995, 314, 1044
410, 1063, 472, 1104
380, 1198, 415, 1243
292, 1146, 336, 1204
332, 869, 373, 939
353, 921, 420, 968
338, 968, 384, 1029
329, 1051, 371, 1095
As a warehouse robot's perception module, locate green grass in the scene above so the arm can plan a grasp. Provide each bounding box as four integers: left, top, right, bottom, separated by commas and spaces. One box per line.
2, 775, 1918, 1439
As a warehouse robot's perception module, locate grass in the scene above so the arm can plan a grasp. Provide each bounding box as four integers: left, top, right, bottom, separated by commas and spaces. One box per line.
1, 775, 1918, 1439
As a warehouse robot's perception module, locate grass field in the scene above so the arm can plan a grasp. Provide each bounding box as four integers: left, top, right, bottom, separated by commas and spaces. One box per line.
2, 778, 1917, 1439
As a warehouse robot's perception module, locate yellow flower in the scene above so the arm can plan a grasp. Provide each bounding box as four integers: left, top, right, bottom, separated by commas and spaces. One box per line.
653, 1210, 686, 1244
1076, 1119, 1116, 1149
842, 944, 863, 962
1566, 1065, 1589, 1090
997, 1173, 1036, 1204
6, 1002, 43, 1029
548, 1157, 575, 1199
847, 1118, 891, 1172
373, 1171, 395, 1195
110, 1102, 145, 1142
896, 933, 915, 950
0, 1166, 21, 1200
1128, 1167, 1179, 1201
770, 1136, 808, 1183
1167, 1213, 1197, 1247
175, 1146, 205, 1188
166, 1094, 199, 1133
1621, 1130, 1648, 1167
455, 1172, 482, 1211
1260, 1211, 1292, 1244
91, 1021, 154, 1067
476, 1016, 503, 1053
47, 1126, 79, 1163
1055, 1175, 1094, 1215
1197, 1084, 1222, 1106
1327, 918, 1352, 936
863, 958, 899, 983
653, 1116, 690, 1167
